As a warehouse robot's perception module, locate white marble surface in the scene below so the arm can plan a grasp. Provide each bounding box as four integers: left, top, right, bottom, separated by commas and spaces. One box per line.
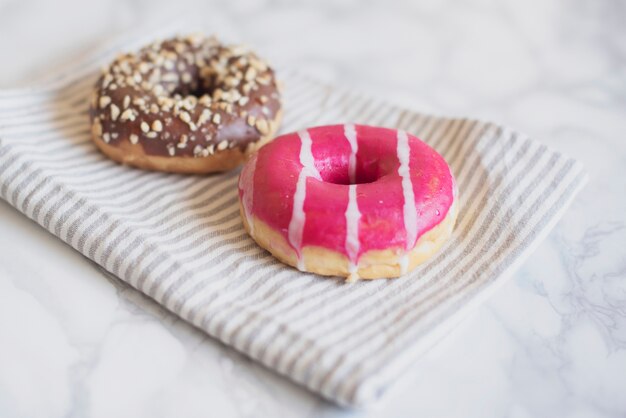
1, 0, 625, 417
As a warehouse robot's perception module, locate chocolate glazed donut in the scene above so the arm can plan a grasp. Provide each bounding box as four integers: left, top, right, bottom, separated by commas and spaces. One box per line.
89, 34, 282, 173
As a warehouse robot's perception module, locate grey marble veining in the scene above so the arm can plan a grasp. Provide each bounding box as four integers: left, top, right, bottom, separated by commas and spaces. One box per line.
0, 0, 625, 417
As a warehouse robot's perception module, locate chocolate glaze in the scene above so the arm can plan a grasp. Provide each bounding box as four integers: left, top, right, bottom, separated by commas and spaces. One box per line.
89, 35, 281, 158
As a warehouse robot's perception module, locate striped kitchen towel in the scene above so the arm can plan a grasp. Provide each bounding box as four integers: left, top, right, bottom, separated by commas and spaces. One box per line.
0, 28, 587, 408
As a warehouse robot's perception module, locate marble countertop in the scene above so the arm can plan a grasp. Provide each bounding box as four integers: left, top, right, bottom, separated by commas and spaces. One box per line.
1, 0, 625, 417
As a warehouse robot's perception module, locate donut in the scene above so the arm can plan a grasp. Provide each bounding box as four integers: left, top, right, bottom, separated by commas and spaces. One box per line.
238, 124, 457, 281
89, 34, 282, 173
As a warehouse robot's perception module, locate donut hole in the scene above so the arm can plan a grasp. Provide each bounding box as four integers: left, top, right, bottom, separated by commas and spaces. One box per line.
171, 83, 209, 99
169, 71, 214, 99
318, 158, 380, 185
164, 62, 222, 100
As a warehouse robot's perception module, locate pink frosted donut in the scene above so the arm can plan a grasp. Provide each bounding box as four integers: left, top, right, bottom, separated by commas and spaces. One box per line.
238, 124, 457, 280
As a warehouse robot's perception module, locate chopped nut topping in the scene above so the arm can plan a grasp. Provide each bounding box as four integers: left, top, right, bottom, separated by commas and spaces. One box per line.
182, 96, 197, 111
99, 96, 111, 109
250, 57, 268, 72
212, 113, 221, 124
102, 133, 111, 143
186, 33, 204, 45
110, 104, 120, 121
217, 140, 228, 151
129, 134, 139, 144
256, 74, 271, 85
199, 95, 212, 106
140, 121, 150, 133
244, 67, 257, 81
152, 120, 163, 132
102, 74, 113, 88
162, 73, 179, 83
138, 62, 151, 74
180, 111, 191, 123
177, 135, 189, 149
152, 85, 164, 95
198, 109, 212, 125
255, 118, 269, 135
225, 76, 240, 87
120, 108, 137, 122
174, 42, 186, 54
230, 45, 248, 56
247, 115, 256, 126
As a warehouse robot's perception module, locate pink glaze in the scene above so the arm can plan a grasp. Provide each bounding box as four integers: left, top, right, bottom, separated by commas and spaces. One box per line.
238, 124, 455, 271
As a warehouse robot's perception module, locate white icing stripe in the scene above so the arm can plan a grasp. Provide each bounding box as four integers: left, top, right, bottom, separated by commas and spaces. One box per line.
288, 130, 321, 270
239, 153, 258, 236
344, 124, 358, 184
397, 130, 418, 274
345, 184, 361, 274
298, 130, 321, 179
